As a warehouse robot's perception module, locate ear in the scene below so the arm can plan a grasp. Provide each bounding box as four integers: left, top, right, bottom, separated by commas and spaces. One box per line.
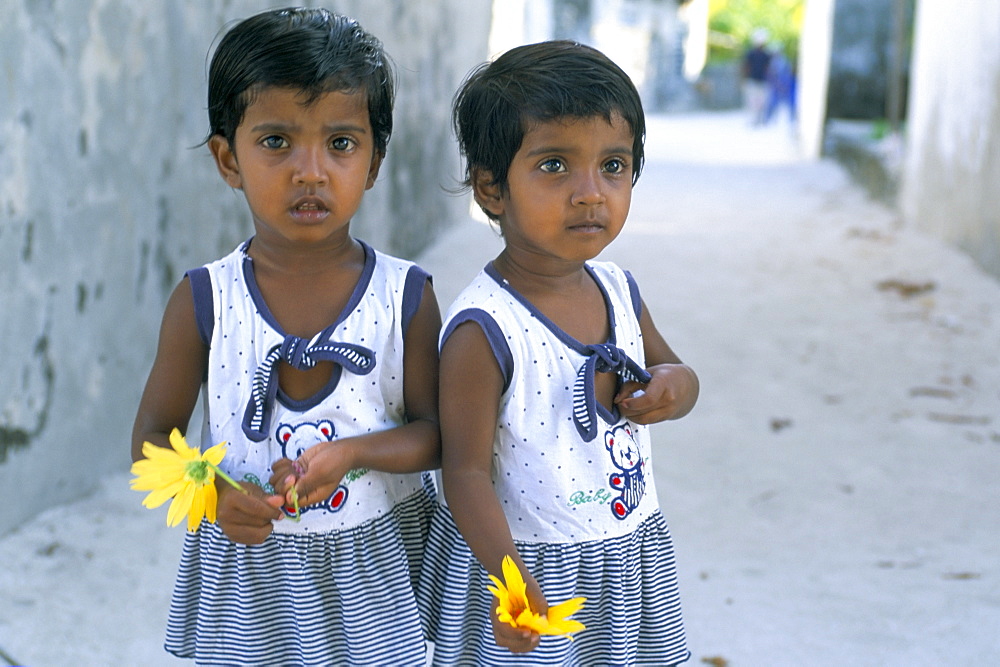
208, 134, 243, 190
365, 151, 384, 190
471, 168, 504, 218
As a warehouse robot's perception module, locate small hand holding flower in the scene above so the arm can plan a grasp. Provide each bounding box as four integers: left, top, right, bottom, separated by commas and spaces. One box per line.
489, 568, 545, 654
486, 555, 586, 652
270, 439, 356, 511
215, 476, 286, 544
130, 428, 247, 532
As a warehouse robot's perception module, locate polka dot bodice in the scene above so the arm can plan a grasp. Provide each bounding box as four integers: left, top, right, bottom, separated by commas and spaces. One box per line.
194, 240, 430, 534
440, 261, 660, 544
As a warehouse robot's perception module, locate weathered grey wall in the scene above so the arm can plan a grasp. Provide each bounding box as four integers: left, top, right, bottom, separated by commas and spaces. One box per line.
0, 0, 490, 535
900, 2, 1000, 278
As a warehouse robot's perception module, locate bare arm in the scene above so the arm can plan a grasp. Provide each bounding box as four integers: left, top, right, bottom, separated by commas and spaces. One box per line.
615, 297, 699, 423
440, 321, 544, 653
273, 280, 442, 503
131, 277, 283, 544
131, 278, 207, 461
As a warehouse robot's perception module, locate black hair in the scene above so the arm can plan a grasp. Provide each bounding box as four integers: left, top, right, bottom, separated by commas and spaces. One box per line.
207, 7, 394, 155
453, 40, 645, 205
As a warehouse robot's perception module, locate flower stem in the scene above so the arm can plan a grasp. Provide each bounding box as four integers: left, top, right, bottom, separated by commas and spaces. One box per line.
211, 463, 248, 493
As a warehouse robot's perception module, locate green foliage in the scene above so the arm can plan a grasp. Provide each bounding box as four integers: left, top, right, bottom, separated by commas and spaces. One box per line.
707, 0, 804, 64
870, 118, 891, 140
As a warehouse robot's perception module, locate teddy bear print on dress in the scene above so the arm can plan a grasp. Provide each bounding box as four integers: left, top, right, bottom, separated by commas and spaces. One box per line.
277, 420, 349, 518
605, 422, 646, 520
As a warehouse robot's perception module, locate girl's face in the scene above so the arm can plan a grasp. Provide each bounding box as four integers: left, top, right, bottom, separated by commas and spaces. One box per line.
477, 112, 634, 271
209, 86, 382, 248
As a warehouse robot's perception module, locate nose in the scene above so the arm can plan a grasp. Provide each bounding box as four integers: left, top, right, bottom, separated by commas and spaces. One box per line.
571, 169, 606, 207
293, 146, 328, 187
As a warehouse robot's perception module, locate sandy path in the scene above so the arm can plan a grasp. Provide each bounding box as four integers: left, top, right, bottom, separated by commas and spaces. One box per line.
1, 111, 997, 666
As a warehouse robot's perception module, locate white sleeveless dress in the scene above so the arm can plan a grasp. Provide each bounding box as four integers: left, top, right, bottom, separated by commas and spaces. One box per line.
417, 261, 689, 666
165, 239, 436, 666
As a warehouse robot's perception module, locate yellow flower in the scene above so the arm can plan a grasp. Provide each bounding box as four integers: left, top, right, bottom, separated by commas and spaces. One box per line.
130, 428, 241, 532
486, 555, 586, 639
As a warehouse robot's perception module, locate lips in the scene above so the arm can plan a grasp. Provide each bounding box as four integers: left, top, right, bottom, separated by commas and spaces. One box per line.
292, 196, 328, 211
290, 196, 330, 220
568, 220, 606, 232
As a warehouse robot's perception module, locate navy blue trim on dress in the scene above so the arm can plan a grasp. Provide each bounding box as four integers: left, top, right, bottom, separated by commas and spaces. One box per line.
186, 266, 214, 347
401, 265, 431, 339
243, 342, 375, 441
441, 308, 514, 393
240, 238, 377, 338
484, 261, 619, 350
624, 270, 643, 320
484, 261, 625, 427
236, 238, 380, 438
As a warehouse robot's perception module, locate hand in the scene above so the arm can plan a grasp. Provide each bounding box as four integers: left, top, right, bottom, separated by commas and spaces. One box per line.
491, 569, 547, 654
615, 363, 699, 424
269, 440, 355, 508
215, 478, 284, 545
491, 611, 540, 654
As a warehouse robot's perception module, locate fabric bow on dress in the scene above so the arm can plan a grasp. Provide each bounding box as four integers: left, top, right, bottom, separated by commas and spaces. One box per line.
572, 343, 651, 441
242, 334, 376, 441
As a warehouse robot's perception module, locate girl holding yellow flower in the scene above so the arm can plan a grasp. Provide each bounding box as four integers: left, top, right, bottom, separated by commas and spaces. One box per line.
416, 42, 698, 665
131, 9, 441, 665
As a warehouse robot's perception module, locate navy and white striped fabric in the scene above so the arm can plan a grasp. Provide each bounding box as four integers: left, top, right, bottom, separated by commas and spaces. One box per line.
167, 481, 435, 666
418, 506, 690, 666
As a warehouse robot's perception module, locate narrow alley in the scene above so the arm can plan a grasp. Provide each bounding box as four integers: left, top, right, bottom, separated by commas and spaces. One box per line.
2, 111, 998, 666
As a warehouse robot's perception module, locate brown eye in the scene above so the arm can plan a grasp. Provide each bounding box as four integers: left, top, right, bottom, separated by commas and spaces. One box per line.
604, 158, 626, 174
261, 135, 287, 149
330, 137, 354, 151
540, 158, 565, 173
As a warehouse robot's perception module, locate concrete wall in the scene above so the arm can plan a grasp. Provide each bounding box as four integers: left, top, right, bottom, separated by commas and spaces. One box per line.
589, 0, 690, 112
826, 0, 907, 119
900, 2, 1000, 278
797, 0, 836, 160
0, 0, 490, 536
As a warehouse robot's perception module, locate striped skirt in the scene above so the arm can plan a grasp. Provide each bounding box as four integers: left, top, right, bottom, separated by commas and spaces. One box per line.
165, 484, 435, 666
417, 505, 690, 666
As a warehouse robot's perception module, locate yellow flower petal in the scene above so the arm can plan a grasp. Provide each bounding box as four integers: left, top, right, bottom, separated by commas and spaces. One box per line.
540, 597, 586, 638
483, 555, 587, 639
131, 454, 185, 473
547, 596, 585, 622
204, 484, 218, 524
496, 608, 517, 627
545, 617, 586, 637
165, 481, 196, 528
187, 483, 207, 532
168, 428, 200, 459
488, 557, 535, 626
202, 440, 227, 462
130, 461, 188, 490
500, 556, 530, 614
140, 439, 179, 461
140, 479, 188, 509
515, 608, 542, 631
487, 574, 509, 607
131, 430, 234, 531
517, 605, 586, 638
487, 573, 506, 594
